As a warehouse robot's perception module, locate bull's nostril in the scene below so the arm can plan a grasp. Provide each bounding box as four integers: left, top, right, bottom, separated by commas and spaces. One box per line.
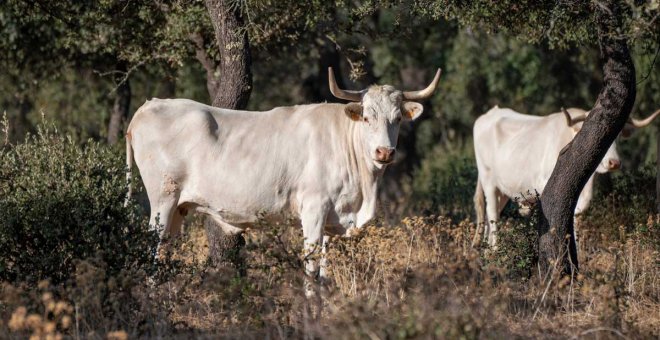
609, 159, 621, 169
375, 147, 395, 162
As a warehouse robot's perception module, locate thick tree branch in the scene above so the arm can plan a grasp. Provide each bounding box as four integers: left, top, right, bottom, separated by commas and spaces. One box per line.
107, 61, 132, 145
190, 32, 220, 97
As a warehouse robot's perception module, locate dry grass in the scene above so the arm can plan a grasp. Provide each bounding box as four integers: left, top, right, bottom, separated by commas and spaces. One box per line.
1, 214, 658, 339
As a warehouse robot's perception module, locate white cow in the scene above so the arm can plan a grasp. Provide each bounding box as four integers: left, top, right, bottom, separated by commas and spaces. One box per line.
473, 106, 660, 247
126, 67, 441, 282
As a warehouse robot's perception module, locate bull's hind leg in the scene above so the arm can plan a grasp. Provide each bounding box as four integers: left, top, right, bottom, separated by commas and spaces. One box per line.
143, 173, 183, 258
497, 192, 509, 215
148, 197, 179, 258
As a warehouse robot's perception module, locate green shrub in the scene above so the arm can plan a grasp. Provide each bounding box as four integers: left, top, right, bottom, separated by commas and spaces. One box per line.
486, 213, 539, 281
412, 145, 477, 221
583, 164, 657, 231
0, 124, 157, 284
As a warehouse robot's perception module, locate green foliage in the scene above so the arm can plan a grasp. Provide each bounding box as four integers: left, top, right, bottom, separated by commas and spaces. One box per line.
412, 145, 477, 221
421, 0, 660, 49
584, 164, 657, 230
0, 124, 156, 284
487, 215, 539, 281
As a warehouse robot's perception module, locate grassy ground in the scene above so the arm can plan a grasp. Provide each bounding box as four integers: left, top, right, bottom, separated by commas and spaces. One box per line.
1, 213, 658, 339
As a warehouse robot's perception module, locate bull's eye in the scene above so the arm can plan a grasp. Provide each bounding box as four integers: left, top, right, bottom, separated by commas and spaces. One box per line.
363, 116, 369, 123
395, 117, 402, 123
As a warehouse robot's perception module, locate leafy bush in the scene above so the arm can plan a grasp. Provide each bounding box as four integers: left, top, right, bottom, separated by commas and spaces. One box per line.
583, 164, 657, 232
412, 145, 477, 221
0, 124, 157, 284
486, 214, 539, 281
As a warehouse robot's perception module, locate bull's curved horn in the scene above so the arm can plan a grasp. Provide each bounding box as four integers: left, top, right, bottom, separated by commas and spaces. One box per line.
403, 68, 442, 101
562, 107, 587, 126
328, 67, 364, 102
629, 109, 660, 128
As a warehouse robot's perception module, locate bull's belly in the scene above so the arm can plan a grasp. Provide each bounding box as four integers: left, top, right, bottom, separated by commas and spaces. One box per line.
496, 178, 544, 203
179, 188, 359, 236
181, 190, 293, 223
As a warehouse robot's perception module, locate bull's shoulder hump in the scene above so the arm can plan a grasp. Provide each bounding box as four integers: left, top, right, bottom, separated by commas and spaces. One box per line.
257, 103, 345, 119
475, 107, 529, 127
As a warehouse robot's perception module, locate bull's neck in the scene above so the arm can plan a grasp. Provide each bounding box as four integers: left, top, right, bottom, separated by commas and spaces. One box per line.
345, 117, 384, 227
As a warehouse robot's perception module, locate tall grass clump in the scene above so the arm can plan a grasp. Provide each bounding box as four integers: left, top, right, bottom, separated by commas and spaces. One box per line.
0, 122, 156, 284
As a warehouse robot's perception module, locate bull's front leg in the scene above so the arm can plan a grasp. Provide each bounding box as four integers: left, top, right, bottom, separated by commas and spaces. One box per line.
483, 186, 500, 248
319, 235, 330, 284
300, 200, 329, 297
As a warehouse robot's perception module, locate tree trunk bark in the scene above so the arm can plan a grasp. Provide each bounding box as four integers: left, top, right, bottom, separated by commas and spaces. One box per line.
537, 1, 636, 275
657, 125, 660, 213
205, 0, 252, 109
202, 0, 253, 273
107, 61, 131, 145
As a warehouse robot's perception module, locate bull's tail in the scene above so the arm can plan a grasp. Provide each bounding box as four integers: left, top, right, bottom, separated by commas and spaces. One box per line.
472, 179, 486, 247
124, 131, 134, 208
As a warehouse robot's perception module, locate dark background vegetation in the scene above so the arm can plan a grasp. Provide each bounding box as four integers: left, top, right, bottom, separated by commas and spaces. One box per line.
0, 0, 659, 338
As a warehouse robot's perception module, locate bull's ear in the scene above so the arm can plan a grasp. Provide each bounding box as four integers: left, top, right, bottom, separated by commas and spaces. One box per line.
402, 101, 423, 121
345, 103, 363, 121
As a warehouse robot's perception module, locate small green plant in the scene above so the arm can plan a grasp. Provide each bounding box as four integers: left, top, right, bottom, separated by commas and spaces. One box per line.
0, 123, 157, 284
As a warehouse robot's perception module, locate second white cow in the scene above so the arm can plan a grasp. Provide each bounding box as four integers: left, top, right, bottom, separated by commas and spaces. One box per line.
473, 106, 660, 247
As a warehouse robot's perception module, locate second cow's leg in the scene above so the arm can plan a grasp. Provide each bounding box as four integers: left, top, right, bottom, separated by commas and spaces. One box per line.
483, 185, 500, 247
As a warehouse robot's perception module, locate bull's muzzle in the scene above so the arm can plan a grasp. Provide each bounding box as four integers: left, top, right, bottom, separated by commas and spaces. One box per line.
375, 147, 395, 164
608, 159, 621, 171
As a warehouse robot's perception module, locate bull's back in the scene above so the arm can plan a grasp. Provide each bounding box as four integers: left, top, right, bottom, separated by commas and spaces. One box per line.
128, 99, 221, 173
128, 99, 347, 219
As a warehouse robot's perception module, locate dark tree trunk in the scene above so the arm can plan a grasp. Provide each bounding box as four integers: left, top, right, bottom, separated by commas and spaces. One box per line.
204, 218, 246, 275
107, 61, 131, 145
204, 0, 252, 109
657, 126, 660, 213
537, 0, 636, 275
198, 0, 253, 273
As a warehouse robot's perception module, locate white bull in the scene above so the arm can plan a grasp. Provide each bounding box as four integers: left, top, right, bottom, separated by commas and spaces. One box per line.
126, 67, 441, 282
473, 106, 660, 247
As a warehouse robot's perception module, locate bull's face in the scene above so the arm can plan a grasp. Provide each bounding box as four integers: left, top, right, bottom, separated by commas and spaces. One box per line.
563, 108, 633, 174
328, 68, 441, 169
596, 141, 621, 173
563, 106, 660, 173
344, 87, 423, 168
